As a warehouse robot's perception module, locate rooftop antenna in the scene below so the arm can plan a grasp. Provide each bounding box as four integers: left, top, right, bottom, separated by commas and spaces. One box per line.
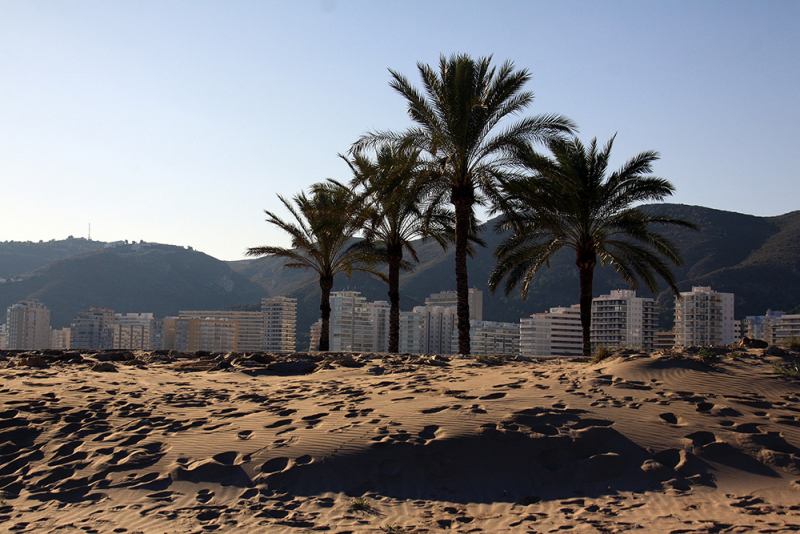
88, 223, 92, 241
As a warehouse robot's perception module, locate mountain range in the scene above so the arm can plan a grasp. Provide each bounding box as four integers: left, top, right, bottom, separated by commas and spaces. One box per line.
2, 204, 799, 346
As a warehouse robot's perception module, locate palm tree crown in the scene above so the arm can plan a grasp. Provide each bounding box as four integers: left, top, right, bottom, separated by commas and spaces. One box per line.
489, 135, 698, 357
355, 53, 576, 354
246, 182, 382, 352
344, 144, 454, 353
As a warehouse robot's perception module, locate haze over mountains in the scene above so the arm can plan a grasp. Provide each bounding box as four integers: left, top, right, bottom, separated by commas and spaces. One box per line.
2, 204, 799, 344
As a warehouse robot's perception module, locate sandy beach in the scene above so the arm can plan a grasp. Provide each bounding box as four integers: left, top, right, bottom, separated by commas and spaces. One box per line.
1, 347, 799, 533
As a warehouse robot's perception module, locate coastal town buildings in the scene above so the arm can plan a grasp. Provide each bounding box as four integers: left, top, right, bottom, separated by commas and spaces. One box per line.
591, 290, 658, 350
51, 327, 71, 350
70, 308, 116, 350
519, 305, 583, 357
425, 289, 483, 321
163, 316, 238, 352
113, 313, 155, 350
179, 310, 263, 352
5, 300, 51, 350
462, 320, 520, 356
742, 310, 786, 341
309, 288, 516, 355
399, 305, 457, 354
309, 291, 373, 352
262, 297, 297, 352
764, 314, 800, 345
674, 286, 736, 346
654, 330, 676, 350
367, 301, 391, 353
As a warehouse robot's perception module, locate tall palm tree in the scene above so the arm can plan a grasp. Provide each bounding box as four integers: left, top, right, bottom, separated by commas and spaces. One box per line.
354, 53, 575, 354
489, 135, 698, 358
343, 144, 454, 353
246, 182, 383, 352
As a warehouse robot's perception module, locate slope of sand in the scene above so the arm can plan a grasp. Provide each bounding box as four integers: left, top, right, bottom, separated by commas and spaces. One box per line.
1, 347, 800, 533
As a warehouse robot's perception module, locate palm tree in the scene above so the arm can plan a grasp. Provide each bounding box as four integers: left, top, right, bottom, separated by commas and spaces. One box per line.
246, 182, 383, 352
354, 53, 575, 354
343, 144, 454, 353
489, 135, 698, 358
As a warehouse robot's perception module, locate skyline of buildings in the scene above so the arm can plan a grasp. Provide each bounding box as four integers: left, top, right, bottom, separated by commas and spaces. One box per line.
3, 286, 800, 354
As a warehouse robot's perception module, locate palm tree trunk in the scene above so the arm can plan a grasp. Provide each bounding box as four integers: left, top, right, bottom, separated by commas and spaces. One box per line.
319, 275, 334, 352
453, 192, 473, 355
576, 249, 597, 358
387, 245, 402, 353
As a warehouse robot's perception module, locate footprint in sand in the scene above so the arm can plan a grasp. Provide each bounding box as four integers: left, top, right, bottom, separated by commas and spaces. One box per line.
421, 406, 448, 414
419, 425, 439, 440
265, 419, 293, 429
261, 457, 290, 473
479, 392, 506, 400
196, 488, 214, 503
696, 401, 714, 412
237, 430, 253, 440
659, 412, 684, 425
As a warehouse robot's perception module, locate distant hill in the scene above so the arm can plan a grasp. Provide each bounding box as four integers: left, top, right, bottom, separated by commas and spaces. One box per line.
0, 243, 268, 327
228, 204, 800, 343
0, 237, 105, 278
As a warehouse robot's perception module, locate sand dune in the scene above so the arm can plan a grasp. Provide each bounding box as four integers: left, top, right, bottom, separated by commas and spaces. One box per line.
1, 347, 799, 533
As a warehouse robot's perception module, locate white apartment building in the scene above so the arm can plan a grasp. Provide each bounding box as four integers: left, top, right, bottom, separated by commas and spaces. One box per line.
113, 312, 155, 350
310, 291, 374, 352
399, 305, 457, 354
764, 314, 800, 345
70, 308, 116, 350
0, 322, 7, 350
674, 286, 736, 346
520, 305, 583, 358
180, 310, 264, 352
51, 327, 71, 350
742, 310, 785, 341
425, 288, 483, 321
460, 320, 520, 356
6, 300, 51, 350
591, 290, 658, 350
262, 297, 297, 352
368, 301, 391, 353
164, 317, 238, 352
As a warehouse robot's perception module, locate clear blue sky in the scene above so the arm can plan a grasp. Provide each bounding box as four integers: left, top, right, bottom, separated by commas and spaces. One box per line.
2, 1, 798, 260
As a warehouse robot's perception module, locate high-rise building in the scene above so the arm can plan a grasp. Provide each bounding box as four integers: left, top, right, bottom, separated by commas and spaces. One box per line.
113, 313, 155, 350
51, 327, 71, 350
591, 290, 658, 350
70, 308, 116, 350
425, 288, 483, 321
6, 300, 51, 350
764, 314, 800, 345
520, 305, 582, 357
262, 297, 297, 352
0, 322, 8, 350
164, 317, 238, 352
399, 305, 458, 354
329, 291, 373, 352
461, 320, 520, 356
180, 310, 263, 352
309, 291, 374, 352
742, 310, 785, 341
398, 309, 428, 354
654, 330, 676, 350
674, 286, 736, 347
367, 301, 391, 353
